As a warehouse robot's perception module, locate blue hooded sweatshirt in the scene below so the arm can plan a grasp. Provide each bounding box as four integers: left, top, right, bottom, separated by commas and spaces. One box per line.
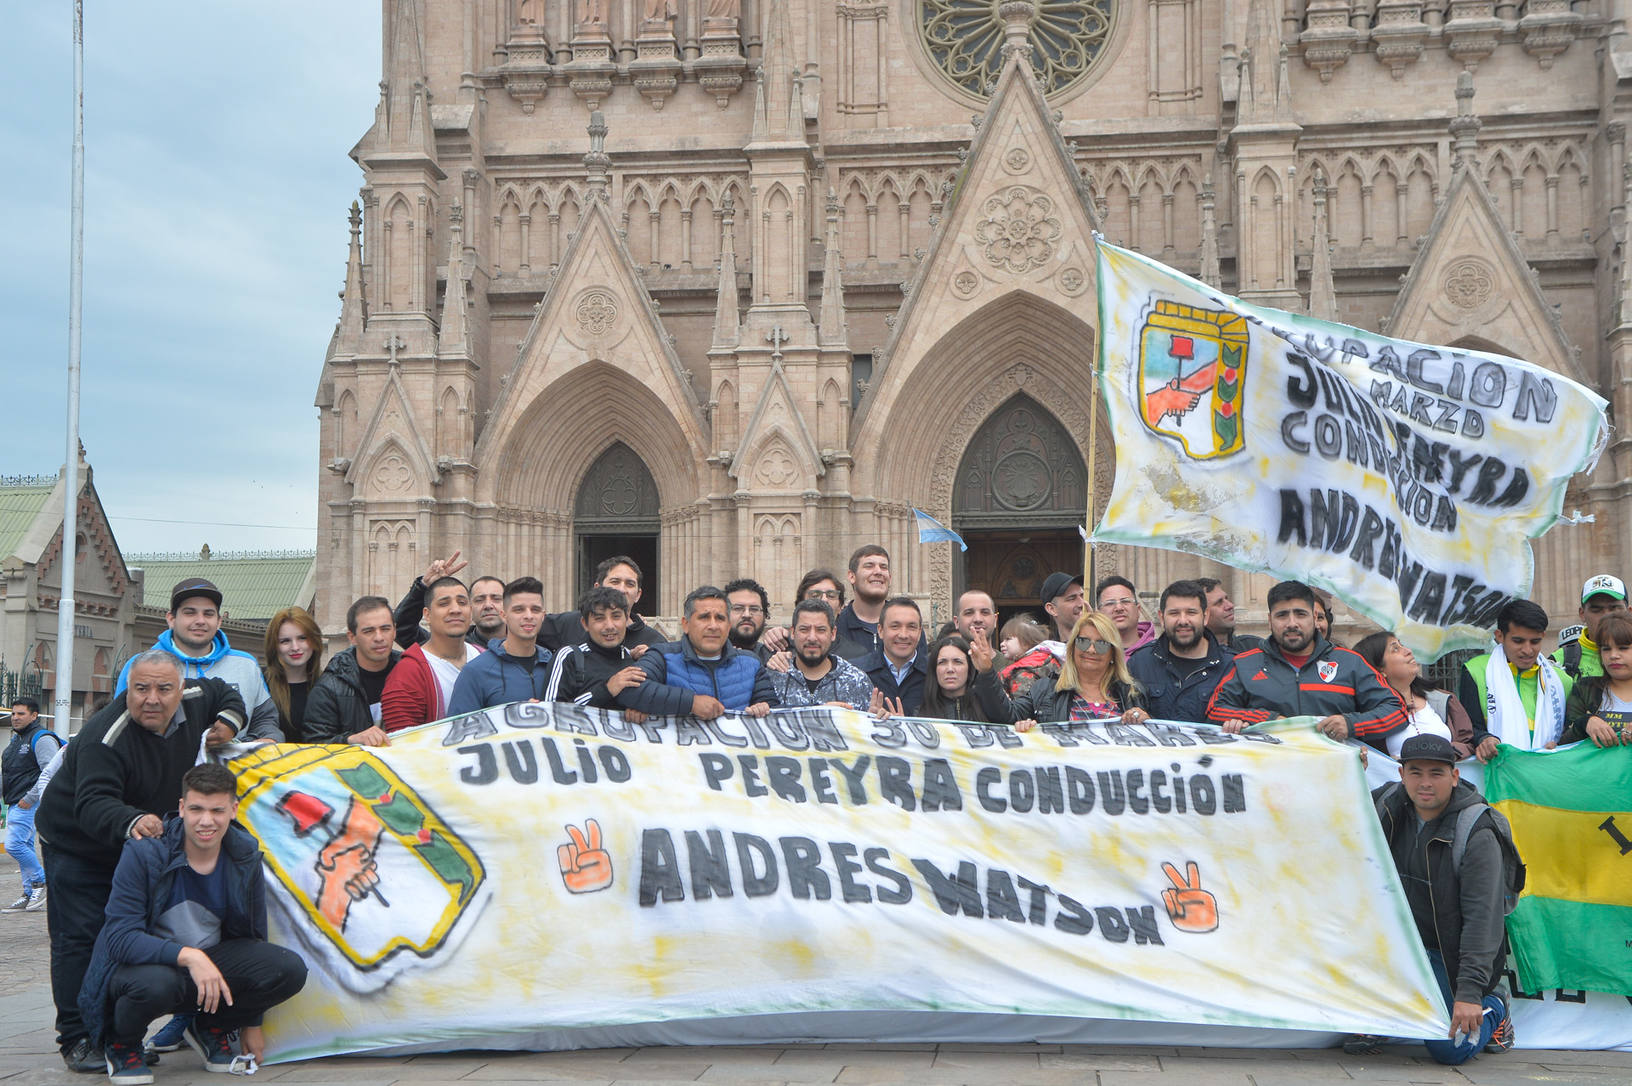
116, 630, 280, 741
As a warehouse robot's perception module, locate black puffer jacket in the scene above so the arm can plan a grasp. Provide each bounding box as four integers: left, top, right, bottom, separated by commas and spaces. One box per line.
304, 647, 401, 743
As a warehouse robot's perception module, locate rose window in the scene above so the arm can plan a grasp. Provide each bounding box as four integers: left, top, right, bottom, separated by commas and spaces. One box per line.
920, 0, 1117, 98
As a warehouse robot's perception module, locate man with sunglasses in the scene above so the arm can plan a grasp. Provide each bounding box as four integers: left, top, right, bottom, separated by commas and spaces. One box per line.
1205, 580, 1406, 748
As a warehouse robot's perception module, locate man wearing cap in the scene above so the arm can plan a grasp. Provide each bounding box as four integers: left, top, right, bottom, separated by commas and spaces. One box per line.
1004, 571, 1088, 695
1363, 734, 1514, 1062
1553, 574, 1628, 680
114, 579, 280, 742
1040, 571, 1087, 642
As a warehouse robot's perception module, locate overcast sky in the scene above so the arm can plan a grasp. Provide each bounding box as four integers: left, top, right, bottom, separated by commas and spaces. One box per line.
4, 4, 380, 555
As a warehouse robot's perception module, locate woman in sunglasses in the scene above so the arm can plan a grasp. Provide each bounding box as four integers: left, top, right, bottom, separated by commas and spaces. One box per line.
971, 611, 1148, 731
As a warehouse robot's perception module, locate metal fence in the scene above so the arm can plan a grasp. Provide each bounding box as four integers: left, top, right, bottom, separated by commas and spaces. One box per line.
0, 661, 45, 711
1423, 648, 1481, 695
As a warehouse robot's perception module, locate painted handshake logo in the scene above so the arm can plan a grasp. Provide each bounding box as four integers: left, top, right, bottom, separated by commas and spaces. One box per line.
1160, 860, 1219, 933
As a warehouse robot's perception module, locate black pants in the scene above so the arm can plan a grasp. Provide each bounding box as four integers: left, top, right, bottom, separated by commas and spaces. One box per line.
105, 940, 308, 1046
42, 842, 116, 1050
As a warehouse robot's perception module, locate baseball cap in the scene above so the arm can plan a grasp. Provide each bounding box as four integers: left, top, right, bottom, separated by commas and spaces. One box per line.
1039, 571, 1084, 606
1397, 734, 1457, 765
170, 578, 223, 611
1581, 574, 1627, 604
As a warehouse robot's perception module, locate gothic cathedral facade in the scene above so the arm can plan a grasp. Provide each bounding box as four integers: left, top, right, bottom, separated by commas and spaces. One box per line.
315, 0, 1632, 632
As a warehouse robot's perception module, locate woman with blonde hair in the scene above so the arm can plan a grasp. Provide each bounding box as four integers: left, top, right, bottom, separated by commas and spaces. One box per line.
264, 606, 324, 742
973, 611, 1147, 731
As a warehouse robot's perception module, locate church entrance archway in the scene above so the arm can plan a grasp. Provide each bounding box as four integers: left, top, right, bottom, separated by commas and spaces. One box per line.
574, 442, 660, 605
951, 394, 1087, 630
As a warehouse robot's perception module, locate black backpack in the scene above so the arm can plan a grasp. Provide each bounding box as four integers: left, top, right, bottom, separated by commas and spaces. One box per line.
1376, 783, 1527, 916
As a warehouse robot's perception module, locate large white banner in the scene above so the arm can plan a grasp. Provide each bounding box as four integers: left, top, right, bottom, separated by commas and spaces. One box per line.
1093, 240, 1609, 657
227, 707, 1451, 1062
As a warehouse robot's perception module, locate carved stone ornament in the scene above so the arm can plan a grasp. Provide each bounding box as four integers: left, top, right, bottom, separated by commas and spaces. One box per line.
574, 288, 619, 335
974, 185, 1063, 274
1442, 258, 1495, 310
991, 447, 1053, 511
372, 453, 413, 495
953, 269, 981, 297
1057, 264, 1086, 296
754, 442, 799, 487
1003, 146, 1032, 174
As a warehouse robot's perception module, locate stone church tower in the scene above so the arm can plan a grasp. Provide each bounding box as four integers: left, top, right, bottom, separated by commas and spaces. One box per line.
315, 0, 1631, 634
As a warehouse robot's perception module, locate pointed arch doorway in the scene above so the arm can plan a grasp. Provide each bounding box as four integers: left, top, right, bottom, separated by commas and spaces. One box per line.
574, 442, 660, 604
952, 394, 1087, 629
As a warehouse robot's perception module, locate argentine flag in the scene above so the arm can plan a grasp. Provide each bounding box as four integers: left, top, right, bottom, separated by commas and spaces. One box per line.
912, 508, 967, 552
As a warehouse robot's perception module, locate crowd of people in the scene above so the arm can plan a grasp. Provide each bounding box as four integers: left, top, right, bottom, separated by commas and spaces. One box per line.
5, 546, 1629, 1078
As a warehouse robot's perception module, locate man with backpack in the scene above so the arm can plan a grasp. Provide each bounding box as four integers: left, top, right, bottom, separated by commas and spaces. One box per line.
1355, 734, 1518, 1063
4, 696, 65, 912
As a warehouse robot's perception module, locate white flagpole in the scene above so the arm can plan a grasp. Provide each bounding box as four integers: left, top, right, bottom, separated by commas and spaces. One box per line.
54, 0, 85, 733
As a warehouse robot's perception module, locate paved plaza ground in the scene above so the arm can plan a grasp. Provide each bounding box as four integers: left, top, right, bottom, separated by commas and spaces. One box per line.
2, 851, 1628, 1085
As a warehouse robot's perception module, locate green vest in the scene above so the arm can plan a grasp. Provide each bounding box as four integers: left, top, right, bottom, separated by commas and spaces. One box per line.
1463, 653, 1575, 732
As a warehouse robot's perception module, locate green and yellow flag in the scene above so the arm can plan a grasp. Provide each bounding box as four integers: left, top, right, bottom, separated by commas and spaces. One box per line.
1484, 744, 1632, 995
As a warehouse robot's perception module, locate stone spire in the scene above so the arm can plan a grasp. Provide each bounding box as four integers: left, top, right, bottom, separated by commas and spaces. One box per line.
1449, 71, 1482, 172
751, 0, 802, 144
1198, 182, 1221, 287
438, 203, 470, 357
378, 0, 438, 162
1276, 45, 1294, 123
818, 190, 848, 347
1307, 168, 1337, 320
584, 110, 611, 201
998, 1, 1036, 65
335, 200, 367, 355
712, 194, 741, 348
1238, 0, 1283, 125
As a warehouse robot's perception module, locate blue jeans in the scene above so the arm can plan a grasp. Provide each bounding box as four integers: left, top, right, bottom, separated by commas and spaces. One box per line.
1422, 949, 1503, 1065
5, 804, 44, 890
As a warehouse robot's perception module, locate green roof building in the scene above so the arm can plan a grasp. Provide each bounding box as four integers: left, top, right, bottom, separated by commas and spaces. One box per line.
1, 460, 137, 732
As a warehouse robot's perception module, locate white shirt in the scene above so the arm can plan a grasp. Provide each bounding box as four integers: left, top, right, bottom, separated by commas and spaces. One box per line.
888, 652, 919, 686
1385, 698, 1455, 759
424, 643, 481, 719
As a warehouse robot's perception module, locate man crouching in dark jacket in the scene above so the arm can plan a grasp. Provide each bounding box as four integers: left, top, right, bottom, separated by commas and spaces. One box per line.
79, 764, 306, 1082
1357, 734, 1513, 1064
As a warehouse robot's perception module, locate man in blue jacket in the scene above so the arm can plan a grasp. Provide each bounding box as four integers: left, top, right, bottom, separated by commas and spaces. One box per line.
1127, 579, 1234, 723
617, 587, 777, 718
446, 577, 555, 716
78, 763, 306, 1082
